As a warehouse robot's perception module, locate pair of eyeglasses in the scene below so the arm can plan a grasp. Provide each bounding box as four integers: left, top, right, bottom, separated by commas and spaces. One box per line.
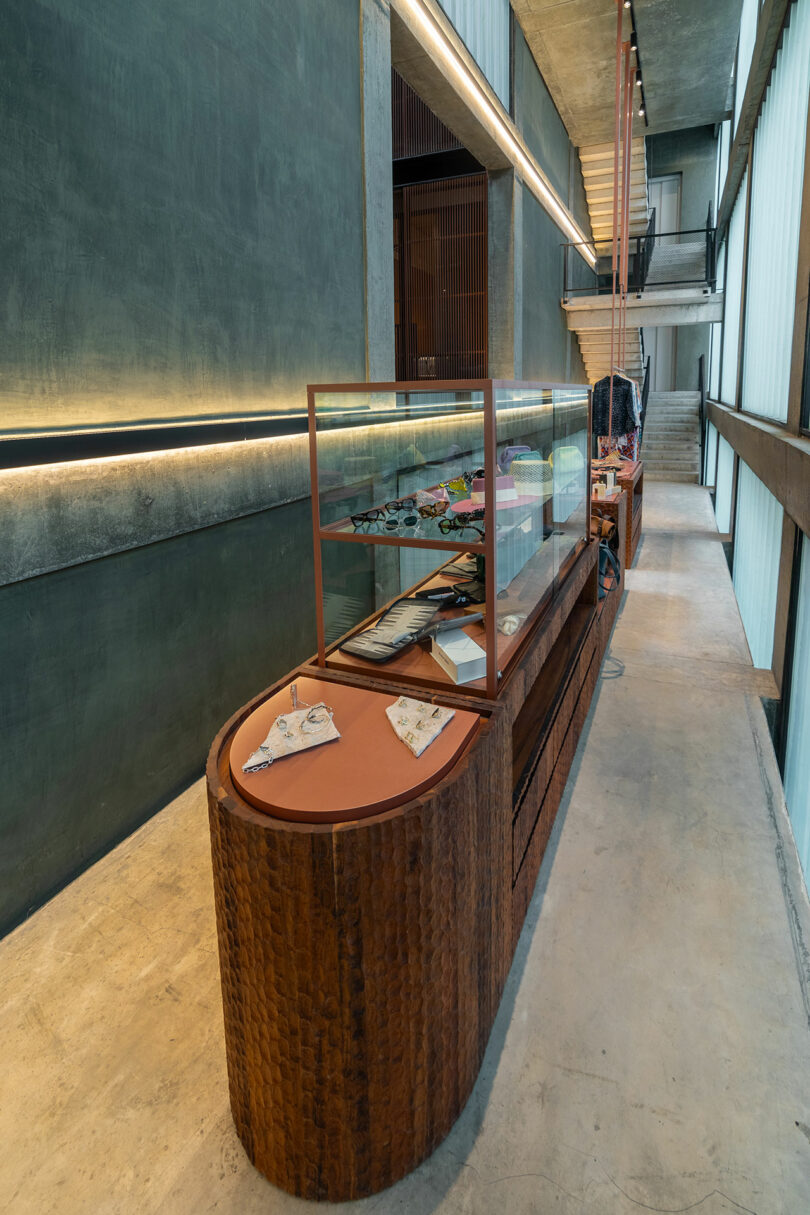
384, 513, 418, 528
385, 497, 417, 513
417, 500, 449, 518
351, 509, 385, 527
438, 515, 484, 538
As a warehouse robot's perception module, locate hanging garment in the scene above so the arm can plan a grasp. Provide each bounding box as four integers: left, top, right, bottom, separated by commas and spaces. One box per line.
592, 375, 638, 437
598, 429, 640, 462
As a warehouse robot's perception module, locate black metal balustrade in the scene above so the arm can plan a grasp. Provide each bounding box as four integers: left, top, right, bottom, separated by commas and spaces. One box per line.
698, 353, 707, 485
561, 208, 718, 301
640, 352, 651, 444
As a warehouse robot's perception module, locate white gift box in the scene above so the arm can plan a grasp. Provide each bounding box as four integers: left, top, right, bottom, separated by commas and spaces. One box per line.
431, 628, 487, 684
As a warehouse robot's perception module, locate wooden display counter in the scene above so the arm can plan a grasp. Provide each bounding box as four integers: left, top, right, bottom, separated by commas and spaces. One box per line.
616, 459, 643, 568
206, 537, 626, 1202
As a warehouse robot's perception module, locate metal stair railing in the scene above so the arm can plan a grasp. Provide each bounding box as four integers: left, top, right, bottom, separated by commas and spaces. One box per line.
635, 208, 656, 297
698, 353, 706, 484
705, 202, 717, 294
639, 354, 651, 448
561, 208, 717, 299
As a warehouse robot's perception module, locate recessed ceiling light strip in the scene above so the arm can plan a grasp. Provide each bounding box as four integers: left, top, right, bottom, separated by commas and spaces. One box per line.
395, 0, 598, 268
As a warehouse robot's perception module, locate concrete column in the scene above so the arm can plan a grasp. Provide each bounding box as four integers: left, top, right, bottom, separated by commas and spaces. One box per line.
361, 0, 396, 382
488, 169, 523, 379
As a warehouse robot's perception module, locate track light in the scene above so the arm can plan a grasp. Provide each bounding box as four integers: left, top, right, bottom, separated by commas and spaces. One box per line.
636, 76, 642, 86
624, 1, 631, 8
638, 104, 645, 116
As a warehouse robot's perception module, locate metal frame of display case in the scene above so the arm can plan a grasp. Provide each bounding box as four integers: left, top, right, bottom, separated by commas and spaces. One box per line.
307, 379, 593, 699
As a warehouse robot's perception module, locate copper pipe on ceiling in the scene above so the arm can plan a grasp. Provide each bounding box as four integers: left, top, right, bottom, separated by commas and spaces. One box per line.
608, 0, 625, 449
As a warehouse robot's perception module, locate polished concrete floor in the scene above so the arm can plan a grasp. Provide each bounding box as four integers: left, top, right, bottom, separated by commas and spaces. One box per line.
2, 484, 810, 1215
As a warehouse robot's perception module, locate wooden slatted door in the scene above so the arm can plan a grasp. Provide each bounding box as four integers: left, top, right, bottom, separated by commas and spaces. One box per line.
394, 174, 488, 381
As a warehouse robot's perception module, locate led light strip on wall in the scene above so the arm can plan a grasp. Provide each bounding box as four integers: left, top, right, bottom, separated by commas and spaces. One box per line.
394, 0, 598, 267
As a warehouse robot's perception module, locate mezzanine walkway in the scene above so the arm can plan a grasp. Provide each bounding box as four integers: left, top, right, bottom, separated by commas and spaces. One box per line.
1, 484, 809, 1215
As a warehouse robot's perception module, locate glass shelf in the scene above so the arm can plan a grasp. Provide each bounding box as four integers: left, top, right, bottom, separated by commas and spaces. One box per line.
308, 380, 591, 696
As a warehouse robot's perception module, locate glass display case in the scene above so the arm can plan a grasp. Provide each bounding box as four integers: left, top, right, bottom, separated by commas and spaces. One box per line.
308, 379, 591, 697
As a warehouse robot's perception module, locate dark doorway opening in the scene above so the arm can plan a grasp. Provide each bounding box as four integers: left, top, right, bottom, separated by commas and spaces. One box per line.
392, 71, 488, 380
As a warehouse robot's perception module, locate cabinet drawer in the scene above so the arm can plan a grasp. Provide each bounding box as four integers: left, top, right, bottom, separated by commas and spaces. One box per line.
511, 651, 597, 939
512, 629, 596, 882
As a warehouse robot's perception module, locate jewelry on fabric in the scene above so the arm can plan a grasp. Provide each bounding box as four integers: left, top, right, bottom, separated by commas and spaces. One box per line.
385, 695, 456, 757
300, 704, 334, 734
242, 697, 340, 773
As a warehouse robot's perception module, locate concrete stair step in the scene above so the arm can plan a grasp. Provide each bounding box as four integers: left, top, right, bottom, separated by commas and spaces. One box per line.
644, 470, 700, 482
642, 453, 700, 465
642, 431, 699, 443
578, 339, 642, 350
643, 447, 699, 455
645, 409, 699, 417
641, 413, 699, 422
646, 392, 701, 401
642, 433, 699, 444
579, 137, 646, 159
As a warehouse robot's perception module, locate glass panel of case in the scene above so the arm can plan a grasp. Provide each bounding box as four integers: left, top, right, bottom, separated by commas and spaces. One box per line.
493, 386, 589, 669
310, 382, 590, 692
313, 387, 485, 544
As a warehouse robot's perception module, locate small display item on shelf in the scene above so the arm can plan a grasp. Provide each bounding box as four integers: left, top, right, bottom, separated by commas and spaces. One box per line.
431, 627, 487, 684
339, 597, 484, 663
450, 474, 539, 512
241, 685, 340, 772
385, 696, 456, 757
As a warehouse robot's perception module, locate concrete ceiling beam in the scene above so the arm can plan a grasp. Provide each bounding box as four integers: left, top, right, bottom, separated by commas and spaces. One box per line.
512, 0, 742, 144
563, 292, 724, 329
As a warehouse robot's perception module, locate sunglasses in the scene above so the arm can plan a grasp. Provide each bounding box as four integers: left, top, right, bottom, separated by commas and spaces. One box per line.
438, 513, 485, 538
384, 513, 418, 529
385, 497, 417, 513
351, 509, 386, 527
417, 500, 449, 519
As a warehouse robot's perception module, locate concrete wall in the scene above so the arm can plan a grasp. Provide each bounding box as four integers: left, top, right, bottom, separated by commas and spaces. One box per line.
1, 0, 590, 934
647, 125, 717, 231
513, 26, 592, 382
0, 501, 316, 932
648, 125, 716, 389
522, 191, 586, 383
0, 0, 392, 936
0, 0, 368, 433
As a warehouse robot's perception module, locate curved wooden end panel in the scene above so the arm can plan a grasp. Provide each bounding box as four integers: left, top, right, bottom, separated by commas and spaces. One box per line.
206, 692, 511, 1201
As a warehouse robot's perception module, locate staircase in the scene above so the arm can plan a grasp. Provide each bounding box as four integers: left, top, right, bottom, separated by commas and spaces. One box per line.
575, 327, 644, 384
579, 138, 650, 243
641, 391, 701, 482
574, 138, 649, 385
644, 241, 709, 292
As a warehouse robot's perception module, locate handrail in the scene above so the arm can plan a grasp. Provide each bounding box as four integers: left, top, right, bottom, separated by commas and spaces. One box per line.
635, 207, 656, 297
699, 352, 704, 483
562, 226, 713, 250
561, 218, 718, 299
705, 202, 717, 293
640, 353, 651, 447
